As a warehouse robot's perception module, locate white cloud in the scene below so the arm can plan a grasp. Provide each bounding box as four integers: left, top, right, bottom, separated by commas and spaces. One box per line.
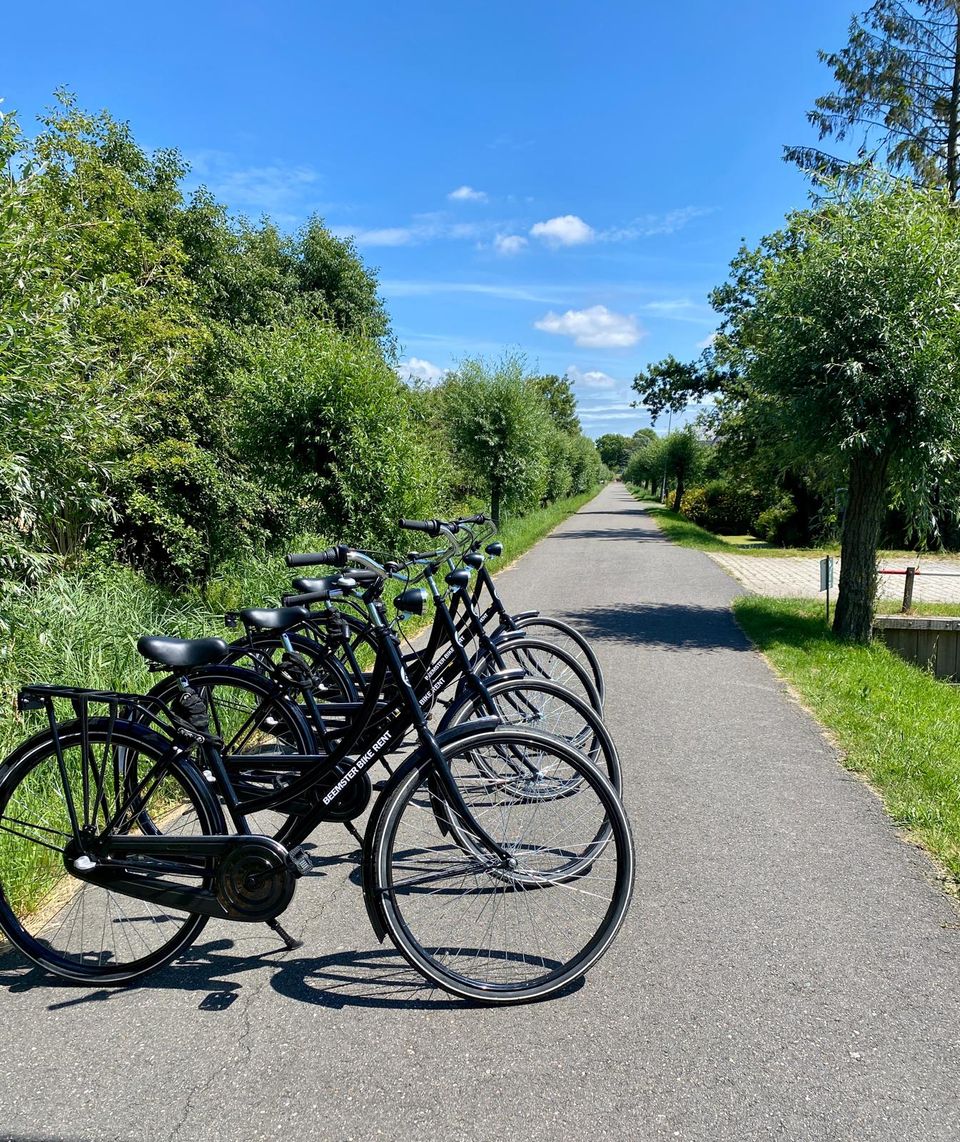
600, 207, 713, 242
383, 279, 559, 303
534, 305, 643, 349
185, 151, 324, 216
529, 214, 595, 247
448, 185, 488, 202
345, 226, 418, 247
566, 365, 618, 390
697, 331, 717, 349
337, 215, 488, 248
494, 233, 528, 256
396, 357, 447, 386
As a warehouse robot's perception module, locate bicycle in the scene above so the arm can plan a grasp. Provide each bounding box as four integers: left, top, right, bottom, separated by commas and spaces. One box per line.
0, 566, 634, 1003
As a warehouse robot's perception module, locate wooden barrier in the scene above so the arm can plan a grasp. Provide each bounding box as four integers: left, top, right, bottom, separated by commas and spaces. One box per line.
872, 614, 960, 680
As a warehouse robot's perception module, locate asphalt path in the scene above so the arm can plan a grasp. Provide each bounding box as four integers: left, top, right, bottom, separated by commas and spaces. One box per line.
3, 482, 960, 1141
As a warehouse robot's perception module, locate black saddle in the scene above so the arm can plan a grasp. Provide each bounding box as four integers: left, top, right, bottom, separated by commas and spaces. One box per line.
238, 606, 309, 631
291, 577, 338, 596
137, 636, 229, 669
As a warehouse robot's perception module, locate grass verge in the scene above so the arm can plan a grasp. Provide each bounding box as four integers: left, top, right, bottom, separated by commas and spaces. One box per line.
734, 596, 960, 883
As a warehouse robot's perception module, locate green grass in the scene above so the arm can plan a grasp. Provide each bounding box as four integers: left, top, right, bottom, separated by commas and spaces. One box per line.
734, 596, 960, 883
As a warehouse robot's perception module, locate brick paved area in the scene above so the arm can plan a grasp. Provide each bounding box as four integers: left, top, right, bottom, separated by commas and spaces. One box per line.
709, 552, 960, 603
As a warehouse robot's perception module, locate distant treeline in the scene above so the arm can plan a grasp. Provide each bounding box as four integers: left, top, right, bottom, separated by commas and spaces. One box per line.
0, 92, 604, 596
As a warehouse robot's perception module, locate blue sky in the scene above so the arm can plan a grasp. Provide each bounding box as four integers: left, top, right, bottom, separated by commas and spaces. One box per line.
3, 0, 855, 437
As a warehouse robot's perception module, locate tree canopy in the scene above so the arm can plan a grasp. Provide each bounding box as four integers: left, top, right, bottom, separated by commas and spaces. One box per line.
785, 1, 960, 199
637, 176, 960, 640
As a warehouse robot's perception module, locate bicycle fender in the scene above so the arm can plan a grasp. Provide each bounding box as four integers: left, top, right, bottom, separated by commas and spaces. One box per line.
511, 610, 540, 621
360, 717, 501, 941
490, 630, 530, 647
0, 717, 171, 779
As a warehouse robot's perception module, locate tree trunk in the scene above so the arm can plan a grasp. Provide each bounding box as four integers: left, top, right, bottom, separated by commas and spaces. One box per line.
948, 6, 960, 201
672, 478, 684, 513
832, 450, 891, 643
490, 479, 501, 525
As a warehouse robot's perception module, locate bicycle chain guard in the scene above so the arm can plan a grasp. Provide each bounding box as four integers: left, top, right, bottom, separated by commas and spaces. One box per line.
215, 840, 297, 921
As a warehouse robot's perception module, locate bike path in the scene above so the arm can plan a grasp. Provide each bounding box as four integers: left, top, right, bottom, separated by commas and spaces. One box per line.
3, 482, 960, 1141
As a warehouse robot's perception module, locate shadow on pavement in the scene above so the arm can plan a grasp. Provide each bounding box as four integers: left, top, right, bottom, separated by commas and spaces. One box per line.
568, 602, 752, 653
0, 933, 583, 1013
546, 528, 661, 543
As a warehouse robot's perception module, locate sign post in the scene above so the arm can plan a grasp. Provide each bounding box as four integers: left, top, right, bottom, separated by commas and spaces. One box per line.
819, 556, 835, 625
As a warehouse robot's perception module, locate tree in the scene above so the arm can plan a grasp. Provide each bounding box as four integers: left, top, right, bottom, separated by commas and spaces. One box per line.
663, 429, 706, 512
785, 1, 960, 199
631, 355, 721, 421
442, 356, 550, 521
623, 435, 665, 493
710, 178, 960, 641
596, 433, 632, 471
532, 374, 581, 435
295, 219, 393, 349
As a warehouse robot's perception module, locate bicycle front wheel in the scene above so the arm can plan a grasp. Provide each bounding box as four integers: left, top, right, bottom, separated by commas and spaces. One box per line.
441, 676, 621, 793
0, 723, 223, 984
370, 728, 634, 1004
481, 636, 602, 715
511, 615, 604, 706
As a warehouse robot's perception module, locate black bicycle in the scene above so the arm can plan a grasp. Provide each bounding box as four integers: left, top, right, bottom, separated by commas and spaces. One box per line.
0, 575, 633, 1003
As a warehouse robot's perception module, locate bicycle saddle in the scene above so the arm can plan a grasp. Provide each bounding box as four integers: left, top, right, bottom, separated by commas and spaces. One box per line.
238, 606, 309, 631
136, 636, 229, 669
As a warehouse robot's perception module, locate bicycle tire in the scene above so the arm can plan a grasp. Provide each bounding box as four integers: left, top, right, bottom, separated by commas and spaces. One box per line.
143, 667, 316, 839
0, 722, 224, 984
369, 727, 634, 1004
511, 615, 604, 706
440, 676, 621, 793
479, 636, 602, 715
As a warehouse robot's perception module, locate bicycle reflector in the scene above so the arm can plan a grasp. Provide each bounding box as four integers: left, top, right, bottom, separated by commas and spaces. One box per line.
394, 587, 427, 616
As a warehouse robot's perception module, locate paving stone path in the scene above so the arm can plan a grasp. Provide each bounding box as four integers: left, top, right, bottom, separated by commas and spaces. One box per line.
711, 551, 960, 603
2, 484, 960, 1141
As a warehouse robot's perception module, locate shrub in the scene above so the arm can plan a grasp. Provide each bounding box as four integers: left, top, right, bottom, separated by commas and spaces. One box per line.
680, 479, 764, 534
754, 496, 804, 545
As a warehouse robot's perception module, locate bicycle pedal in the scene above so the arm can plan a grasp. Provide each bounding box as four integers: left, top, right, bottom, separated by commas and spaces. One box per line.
286, 844, 314, 875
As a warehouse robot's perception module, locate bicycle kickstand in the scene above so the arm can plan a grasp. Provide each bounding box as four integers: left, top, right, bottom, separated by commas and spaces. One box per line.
265, 918, 303, 951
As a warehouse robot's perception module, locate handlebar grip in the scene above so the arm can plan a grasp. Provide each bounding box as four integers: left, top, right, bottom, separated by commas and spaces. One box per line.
457, 513, 487, 525
285, 546, 347, 568
282, 589, 331, 606
398, 519, 441, 538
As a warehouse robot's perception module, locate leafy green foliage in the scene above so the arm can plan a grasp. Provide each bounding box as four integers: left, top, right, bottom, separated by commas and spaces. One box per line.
595, 433, 632, 471
785, 1, 960, 199
532, 374, 581, 435
439, 356, 602, 521
680, 480, 765, 535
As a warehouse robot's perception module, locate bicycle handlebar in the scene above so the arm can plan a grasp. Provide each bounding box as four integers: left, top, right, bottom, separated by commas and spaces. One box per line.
285, 546, 348, 568
399, 518, 443, 537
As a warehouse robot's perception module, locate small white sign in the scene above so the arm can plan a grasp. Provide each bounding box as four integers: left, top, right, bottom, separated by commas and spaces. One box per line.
819, 556, 835, 592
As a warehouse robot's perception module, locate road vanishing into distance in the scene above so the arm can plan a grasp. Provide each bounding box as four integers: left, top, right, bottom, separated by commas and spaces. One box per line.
3, 482, 960, 1141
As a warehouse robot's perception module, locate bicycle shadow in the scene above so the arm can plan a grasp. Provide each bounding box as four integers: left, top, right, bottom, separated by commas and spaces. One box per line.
0, 933, 583, 1013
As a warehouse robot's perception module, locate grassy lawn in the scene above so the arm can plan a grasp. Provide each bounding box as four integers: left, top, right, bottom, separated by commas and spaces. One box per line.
734, 596, 960, 884
642, 501, 832, 557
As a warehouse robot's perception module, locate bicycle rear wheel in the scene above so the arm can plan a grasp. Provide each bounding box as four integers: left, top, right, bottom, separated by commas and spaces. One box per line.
144, 668, 315, 839
369, 728, 633, 1004
0, 723, 223, 984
